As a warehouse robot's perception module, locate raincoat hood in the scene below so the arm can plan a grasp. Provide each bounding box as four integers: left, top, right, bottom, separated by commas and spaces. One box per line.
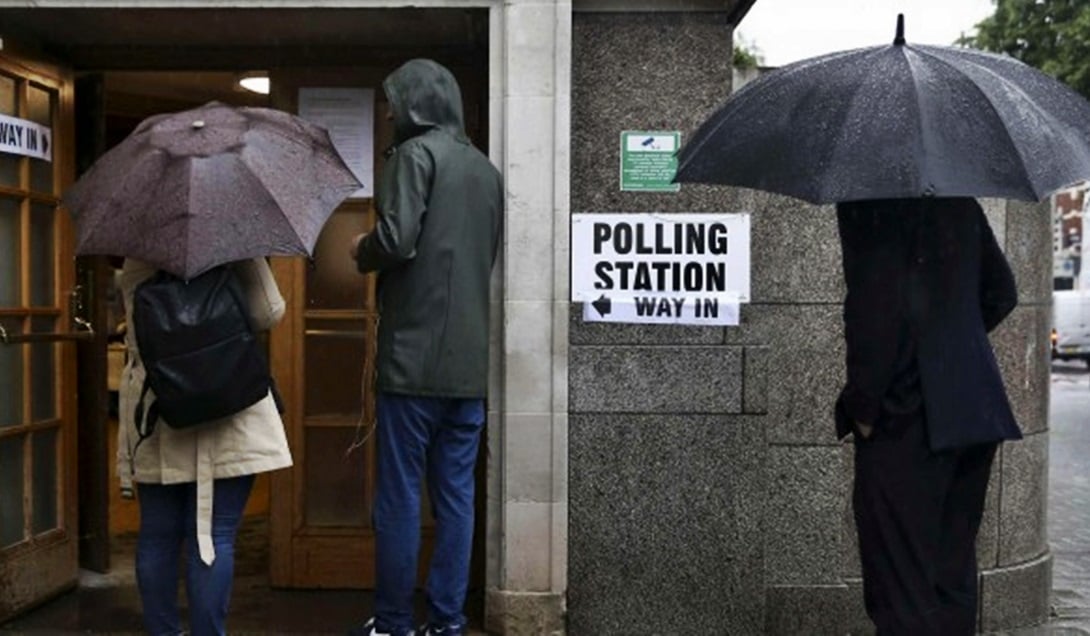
384, 59, 469, 145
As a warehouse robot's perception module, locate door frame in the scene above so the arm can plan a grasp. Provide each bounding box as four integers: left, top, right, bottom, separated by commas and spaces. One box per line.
73, 72, 111, 575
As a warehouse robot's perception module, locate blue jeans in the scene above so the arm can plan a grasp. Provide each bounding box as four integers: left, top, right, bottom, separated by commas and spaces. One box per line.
135, 475, 254, 636
373, 393, 484, 635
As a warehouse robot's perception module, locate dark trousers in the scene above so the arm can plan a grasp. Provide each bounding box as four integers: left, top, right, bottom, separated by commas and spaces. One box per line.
853, 415, 997, 636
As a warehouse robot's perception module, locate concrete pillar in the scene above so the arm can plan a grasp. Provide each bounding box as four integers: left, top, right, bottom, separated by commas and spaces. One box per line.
484, 0, 571, 633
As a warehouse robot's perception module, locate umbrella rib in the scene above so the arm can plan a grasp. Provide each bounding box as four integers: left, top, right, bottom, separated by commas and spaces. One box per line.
900, 47, 932, 197
820, 47, 901, 202
911, 46, 1037, 195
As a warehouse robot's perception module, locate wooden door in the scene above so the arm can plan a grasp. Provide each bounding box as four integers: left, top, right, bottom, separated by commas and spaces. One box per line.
268, 69, 393, 588
268, 63, 484, 588
0, 45, 82, 621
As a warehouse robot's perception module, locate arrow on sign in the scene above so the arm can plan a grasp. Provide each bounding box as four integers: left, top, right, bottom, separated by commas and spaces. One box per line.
592, 294, 612, 317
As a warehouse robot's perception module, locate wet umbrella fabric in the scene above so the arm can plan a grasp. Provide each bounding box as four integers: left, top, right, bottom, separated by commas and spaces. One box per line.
675, 17, 1090, 204
65, 101, 361, 279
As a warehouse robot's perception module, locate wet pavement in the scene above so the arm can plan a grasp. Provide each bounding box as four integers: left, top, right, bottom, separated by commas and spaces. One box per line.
0, 523, 487, 635
1004, 361, 1090, 636
3, 363, 1090, 635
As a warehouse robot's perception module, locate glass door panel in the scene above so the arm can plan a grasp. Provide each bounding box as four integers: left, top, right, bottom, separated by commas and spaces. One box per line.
304, 426, 369, 527
31, 428, 58, 534
29, 203, 55, 308
31, 316, 57, 421
0, 434, 25, 548
27, 84, 54, 194
304, 318, 370, 419
0, 197, 21, 305
301, 205, 376, 534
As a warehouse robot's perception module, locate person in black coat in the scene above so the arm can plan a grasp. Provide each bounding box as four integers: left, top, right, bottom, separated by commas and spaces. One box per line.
835, 197, 1022, 635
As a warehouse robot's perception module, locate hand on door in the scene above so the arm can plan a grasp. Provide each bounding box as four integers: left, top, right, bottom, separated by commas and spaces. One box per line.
349, 233, 367, 260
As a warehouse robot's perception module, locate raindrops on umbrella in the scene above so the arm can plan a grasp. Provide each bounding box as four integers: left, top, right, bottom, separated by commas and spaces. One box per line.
675, 15, 1090, 204
64, 101, 361, 279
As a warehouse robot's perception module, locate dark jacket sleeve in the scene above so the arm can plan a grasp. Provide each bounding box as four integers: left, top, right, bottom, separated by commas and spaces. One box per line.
837, 206, 909, 427
356, 143, 434, 273
978, 210, 1017, 333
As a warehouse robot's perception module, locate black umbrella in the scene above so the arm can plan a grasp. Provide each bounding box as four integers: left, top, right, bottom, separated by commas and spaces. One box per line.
675, 15, 1090, 203
65, 101, 361, 279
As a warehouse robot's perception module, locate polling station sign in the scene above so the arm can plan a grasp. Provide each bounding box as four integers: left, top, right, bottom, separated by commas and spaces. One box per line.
0, 114, 51, 162
571, 213, 750, 326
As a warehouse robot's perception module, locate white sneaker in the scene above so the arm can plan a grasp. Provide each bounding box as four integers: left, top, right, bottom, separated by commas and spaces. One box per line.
349, 617, 414, 636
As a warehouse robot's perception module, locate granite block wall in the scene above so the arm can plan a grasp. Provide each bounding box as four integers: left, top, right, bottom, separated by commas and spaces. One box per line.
568, 10, 1051, 636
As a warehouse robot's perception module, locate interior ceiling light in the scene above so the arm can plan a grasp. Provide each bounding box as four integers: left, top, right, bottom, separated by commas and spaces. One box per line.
238, 72, 270, 95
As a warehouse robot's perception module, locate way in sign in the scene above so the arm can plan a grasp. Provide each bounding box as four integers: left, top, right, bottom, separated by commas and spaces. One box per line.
634, 295, 721, 318
584, 293, 739, 326
0, 121, 24, 147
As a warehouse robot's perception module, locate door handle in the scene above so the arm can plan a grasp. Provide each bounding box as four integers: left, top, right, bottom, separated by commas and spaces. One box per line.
0, 320, 95, 344
0, 287, 97, 345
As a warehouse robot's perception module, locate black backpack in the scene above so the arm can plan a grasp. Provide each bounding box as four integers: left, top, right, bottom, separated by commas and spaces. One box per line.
132, 265, 274, 439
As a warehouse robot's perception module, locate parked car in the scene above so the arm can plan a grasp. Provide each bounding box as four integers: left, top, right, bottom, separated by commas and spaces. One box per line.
1052, 289, 1090, 366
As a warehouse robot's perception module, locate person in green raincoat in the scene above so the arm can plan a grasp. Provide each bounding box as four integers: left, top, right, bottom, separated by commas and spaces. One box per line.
348, 59, 503, 636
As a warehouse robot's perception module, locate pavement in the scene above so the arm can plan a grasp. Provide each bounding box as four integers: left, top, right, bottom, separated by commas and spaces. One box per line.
0, 523, 488, 635
999, 361, 1090, 636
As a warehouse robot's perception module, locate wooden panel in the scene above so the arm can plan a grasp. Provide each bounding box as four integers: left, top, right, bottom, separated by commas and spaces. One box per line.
289, 528, 435, 589
0, 533, 76, 618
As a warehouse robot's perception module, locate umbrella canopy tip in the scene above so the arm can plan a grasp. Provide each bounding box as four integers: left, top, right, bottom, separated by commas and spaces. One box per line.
894, 14, 906, 45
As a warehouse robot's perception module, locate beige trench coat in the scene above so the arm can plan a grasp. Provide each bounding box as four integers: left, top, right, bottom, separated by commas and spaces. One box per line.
117, 258, 292, 563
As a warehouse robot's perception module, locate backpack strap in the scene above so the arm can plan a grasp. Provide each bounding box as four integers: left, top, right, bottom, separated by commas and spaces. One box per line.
132, 374, 159, 452
270, 378, 285, 414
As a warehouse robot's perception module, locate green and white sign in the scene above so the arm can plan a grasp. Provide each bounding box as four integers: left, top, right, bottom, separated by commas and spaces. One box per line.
620, 131, 680, 192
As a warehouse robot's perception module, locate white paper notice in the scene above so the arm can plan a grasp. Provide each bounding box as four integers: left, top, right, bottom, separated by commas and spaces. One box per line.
298, 88, 374, 198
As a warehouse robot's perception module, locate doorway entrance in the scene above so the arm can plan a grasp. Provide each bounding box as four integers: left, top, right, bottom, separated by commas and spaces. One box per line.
0, 6, 490, 622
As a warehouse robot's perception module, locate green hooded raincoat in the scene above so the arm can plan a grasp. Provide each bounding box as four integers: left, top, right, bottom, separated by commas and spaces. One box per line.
356, 59, 503, 398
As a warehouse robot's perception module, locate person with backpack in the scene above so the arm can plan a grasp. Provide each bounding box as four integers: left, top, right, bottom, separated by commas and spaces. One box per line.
117, 256, 292, 636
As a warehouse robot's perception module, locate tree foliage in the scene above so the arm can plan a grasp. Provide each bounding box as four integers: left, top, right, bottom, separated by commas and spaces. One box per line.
963, 0, 1090, 99
732, 37, 762, 70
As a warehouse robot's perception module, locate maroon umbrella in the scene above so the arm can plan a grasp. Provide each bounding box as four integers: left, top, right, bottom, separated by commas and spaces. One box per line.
65, 101, 361, 279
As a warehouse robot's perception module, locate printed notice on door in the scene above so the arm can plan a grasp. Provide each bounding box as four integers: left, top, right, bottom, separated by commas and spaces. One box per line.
298, 88, 374, 198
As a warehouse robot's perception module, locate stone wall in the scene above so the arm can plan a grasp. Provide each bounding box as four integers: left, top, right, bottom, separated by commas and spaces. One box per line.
568, 10, 1052, 635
